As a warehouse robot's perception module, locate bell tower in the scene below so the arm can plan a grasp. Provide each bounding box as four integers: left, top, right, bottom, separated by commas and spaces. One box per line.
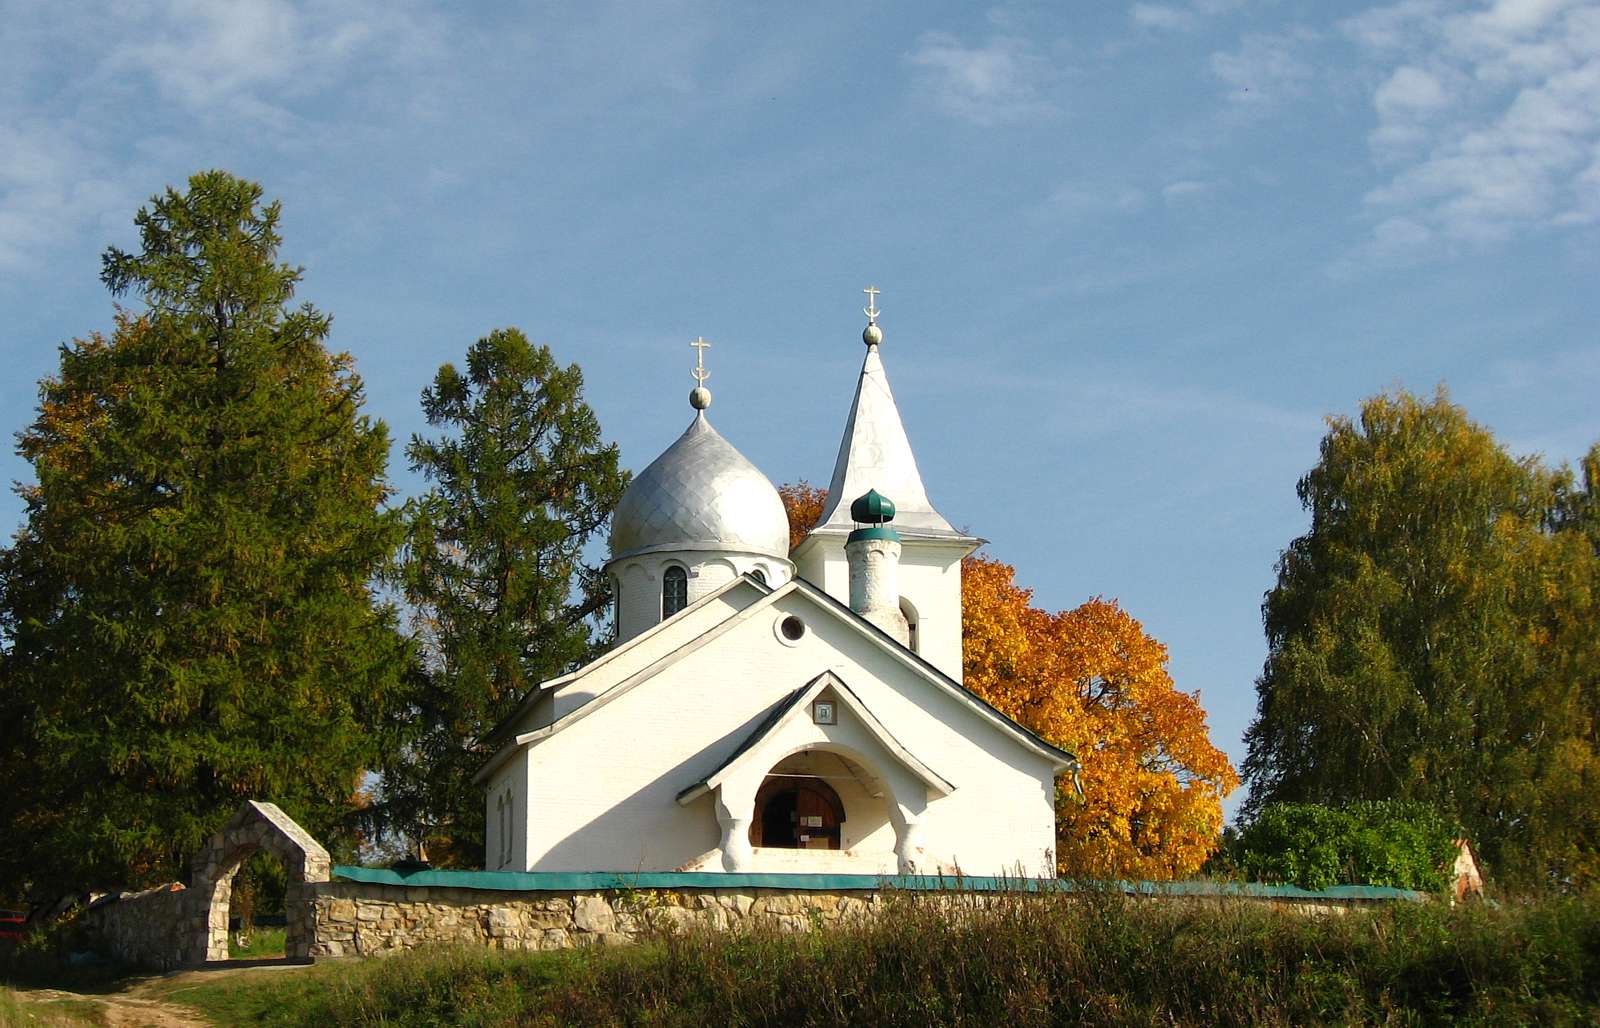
791, 290, 980, 681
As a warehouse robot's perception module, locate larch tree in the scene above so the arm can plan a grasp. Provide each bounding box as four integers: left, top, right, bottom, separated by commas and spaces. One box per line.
375, 328, 628, 866
780, 486, 1238, 879
0, 171, 408, 894
1243, 388, 1599, 887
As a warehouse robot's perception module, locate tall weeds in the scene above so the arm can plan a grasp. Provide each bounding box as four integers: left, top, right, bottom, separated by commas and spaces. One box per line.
171, 889, 1599, 1026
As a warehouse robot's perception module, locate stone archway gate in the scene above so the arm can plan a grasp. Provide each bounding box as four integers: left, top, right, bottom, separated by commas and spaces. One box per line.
186, 800, 331, 962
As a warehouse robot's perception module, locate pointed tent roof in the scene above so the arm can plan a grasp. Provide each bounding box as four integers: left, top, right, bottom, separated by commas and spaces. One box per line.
811, 342, 975, 541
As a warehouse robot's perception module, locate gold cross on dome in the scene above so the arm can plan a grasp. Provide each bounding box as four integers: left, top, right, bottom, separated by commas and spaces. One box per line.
690, 336, 711, 385
863, 285, 881, 325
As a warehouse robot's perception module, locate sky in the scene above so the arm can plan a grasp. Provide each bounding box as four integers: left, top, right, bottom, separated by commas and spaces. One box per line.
3, 0, 1597, 821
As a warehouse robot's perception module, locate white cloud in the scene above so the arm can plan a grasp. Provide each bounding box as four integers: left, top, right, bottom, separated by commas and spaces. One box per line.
1132, 5, 1197, 31
1347, 0, 1600, 247
905, 30, 1055, 126
0, 0, 447, 273
1162, 179, 1209, 201
1342, 0, 1445, 51
1193, 0, 1250, 14
1043, 180, 1147, 220
1564, 140, 1600, 224
1372, 215, 1434, 252
1131, 0, 1252, 30
1209, 31, 1316, 107
105, 0, 304, 106
1375, 66, 1448, 115
1370, 65, 1454, 149
0, 121, 123, 270
96, 0, 436, 122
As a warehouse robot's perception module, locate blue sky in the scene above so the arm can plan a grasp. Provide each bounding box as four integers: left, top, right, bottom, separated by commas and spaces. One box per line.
3, 0, 1597, 820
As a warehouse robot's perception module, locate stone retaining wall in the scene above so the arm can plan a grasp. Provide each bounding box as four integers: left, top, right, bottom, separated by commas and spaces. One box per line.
68, 803, 1427, 969
308, 881, 884, 957
78, 885, 198, 971
305, 879, 1409, 958
79, 875, 1417, 967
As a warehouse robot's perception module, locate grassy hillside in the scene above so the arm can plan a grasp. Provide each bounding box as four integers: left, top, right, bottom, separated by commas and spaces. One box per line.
159, 890, 1598, 1026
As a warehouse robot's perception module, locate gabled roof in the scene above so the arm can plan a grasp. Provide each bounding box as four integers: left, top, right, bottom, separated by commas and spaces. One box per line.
787, 578, 1076, 767
474, 572, 1077, 784
811, 342, 976, 542
480, 573, 771, 754
474, 574, 774, 784
675, 670, 955, 805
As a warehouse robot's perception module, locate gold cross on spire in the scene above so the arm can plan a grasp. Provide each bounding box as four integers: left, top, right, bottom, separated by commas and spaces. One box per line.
690, 336, 711, 385
863, 285, 881, 325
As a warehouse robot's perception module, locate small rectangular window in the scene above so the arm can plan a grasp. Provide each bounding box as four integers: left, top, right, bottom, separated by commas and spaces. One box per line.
813, 701, 836, 725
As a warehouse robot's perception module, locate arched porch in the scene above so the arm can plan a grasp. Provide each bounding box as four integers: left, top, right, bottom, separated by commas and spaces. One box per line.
716, 741, 932, 874
676, 673, 955, 875
740, 746, 902, 872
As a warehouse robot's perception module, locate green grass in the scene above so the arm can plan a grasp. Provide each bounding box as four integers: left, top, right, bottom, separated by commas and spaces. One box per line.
229, 926, 286, 960
156, 963, 359, 1025
165, 948, 593, 1026
157, 890, 1600, 1027
0, 987, 102, 1027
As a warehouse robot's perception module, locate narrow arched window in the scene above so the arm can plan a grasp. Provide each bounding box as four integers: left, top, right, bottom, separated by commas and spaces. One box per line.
502, 790, 514, 867
751, 568, 767, 586
495, 792, 508, 867
901, 598, 920, 653
662, 566, 689, 617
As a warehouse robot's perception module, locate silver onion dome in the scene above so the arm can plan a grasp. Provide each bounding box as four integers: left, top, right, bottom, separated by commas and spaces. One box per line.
609, 412, 791, 562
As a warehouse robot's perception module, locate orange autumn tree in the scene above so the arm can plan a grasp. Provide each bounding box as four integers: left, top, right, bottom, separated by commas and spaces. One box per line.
778, 480, 828, 552
780, 483, 1237, 879
962, 555, 1237, 879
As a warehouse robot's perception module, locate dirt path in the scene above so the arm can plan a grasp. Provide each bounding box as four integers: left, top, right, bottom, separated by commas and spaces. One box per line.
14, 983, 208, 1027
14, 964, 306, 1027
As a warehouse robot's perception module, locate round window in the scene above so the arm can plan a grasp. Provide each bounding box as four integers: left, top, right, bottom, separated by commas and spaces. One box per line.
775, 614, 807, 644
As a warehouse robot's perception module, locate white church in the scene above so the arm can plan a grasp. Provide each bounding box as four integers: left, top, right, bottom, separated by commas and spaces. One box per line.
475, 296, 1076, 877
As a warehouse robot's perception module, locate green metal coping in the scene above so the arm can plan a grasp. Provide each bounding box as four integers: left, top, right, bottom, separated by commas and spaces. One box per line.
846, 525, 901, 544
331, 865, 1421, 901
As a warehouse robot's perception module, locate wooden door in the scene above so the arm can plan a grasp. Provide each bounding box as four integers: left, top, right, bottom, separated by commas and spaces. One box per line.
793, 785, 840, 849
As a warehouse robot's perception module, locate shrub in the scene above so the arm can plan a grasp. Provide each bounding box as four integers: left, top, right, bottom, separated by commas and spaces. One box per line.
1231, 800, 1458, 890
